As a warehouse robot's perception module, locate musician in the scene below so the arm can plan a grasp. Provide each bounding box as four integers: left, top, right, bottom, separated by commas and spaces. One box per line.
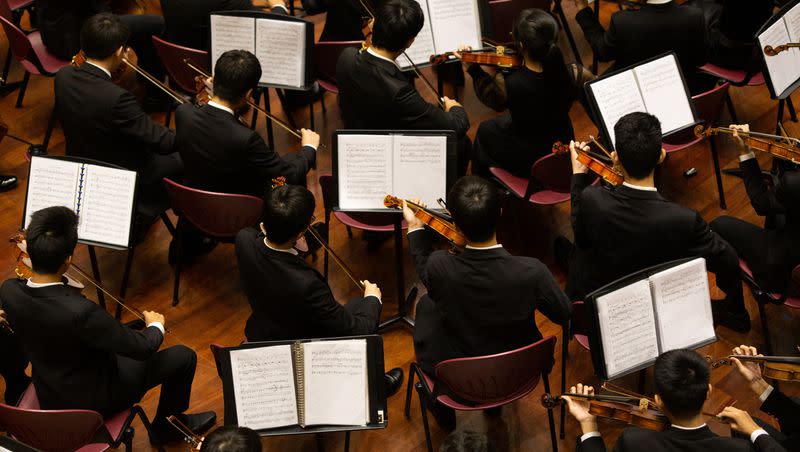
696, 0, 774, 71
302, 0, 370, 41
202, 425, 262, 452
710, 124, 800, 296
403, 176, 571, 429
234, 184, 404, 395
335, 0, 471, 176
0, 310, 29, 405
55, 13, 181, 214
0, 207, 215, 443
567, 112, 749, 332
564, 349, 786, 452
462, 8, 576, 178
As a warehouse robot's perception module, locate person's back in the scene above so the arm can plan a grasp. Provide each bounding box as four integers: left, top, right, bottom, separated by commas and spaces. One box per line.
160, 0, 256, 50
37, 0, 105, 60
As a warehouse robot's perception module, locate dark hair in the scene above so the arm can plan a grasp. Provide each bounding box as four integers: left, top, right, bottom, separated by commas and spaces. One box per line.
372, 0, 424, 52
447, 176, 500, 243
213, 50, 262, 103
614, 112, 663, 179
439, 431, 495, 452
512, 9, 573, 105
262, 185, 315, 245
80, 13, 130, 60
653, 349, 710, 419
201, 426, 261, 452
26, 206, 78, 274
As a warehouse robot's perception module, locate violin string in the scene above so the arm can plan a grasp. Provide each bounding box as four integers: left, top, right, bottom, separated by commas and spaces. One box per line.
602, 381, 656, 405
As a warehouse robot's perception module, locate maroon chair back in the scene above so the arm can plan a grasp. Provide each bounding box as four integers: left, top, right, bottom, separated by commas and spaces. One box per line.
152, 36, 209, 94
570, 301, 592, 337
0, 15, 35, 68
314, 41, 361, 88
664, 82, 730, 146
319, 173, 398, 227
434, 336, 556, 405
531, 151, 572, 193
0, 0, 13, 21
488, 0, 552, 43
0, 403, 104, 451
163, 178, 263, 239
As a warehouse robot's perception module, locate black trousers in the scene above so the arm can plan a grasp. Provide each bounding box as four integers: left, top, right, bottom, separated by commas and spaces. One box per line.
139, 152, 183, 214
0, 329, 30, 405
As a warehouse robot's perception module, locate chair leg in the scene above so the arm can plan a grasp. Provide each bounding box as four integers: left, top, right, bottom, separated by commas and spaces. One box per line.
560, 327, 568, 439
346, 226, 353, 238
776, 100, 786, 135
134, 406, 165, 452
88, 245, 107, 309
315, 433, 325, 452
1, 48, 12, 85
757, 297, 774, 355
41, 108, 57, 151
172, 222, 183, 306
117, 246, 137, 319
343, 431, 350, 452
250, 89, 261, 130
321, 91, 327, 114
554, 0, 582, 66
308, 97, 315, 130
543, 373, 558, 452
404, 363, 416, 418
416, 382, 434, 452
708, 137, 726, 210
725, 92, 739, 124
123, 427, 133, 451
786, 96, 798, 122
15, 71, 30, 108
160, 212, 176, 237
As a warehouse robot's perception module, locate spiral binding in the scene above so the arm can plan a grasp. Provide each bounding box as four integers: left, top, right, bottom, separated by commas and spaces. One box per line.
292, 342, 306, 427
76, 164, 86, 216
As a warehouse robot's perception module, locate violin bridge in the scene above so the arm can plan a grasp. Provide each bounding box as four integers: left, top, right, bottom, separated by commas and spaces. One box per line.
496, 46, 505, 55
638, 399, 649, 412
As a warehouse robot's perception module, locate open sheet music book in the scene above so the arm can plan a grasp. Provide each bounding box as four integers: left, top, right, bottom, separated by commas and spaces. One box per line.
23, 157, 137, 249
229, 339, 370, 430
397, 0, 483, 70
586, 53, 696, 148
758, 0, 800, 98
590, 258, 716, 380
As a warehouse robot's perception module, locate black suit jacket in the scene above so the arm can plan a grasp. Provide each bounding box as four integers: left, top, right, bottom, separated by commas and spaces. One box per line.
317, 0, 367, 42
761, 388, 800, 444
566, 174, 739, 300
409, 230, 571, 373
577, 425, 786, 452
235, 227, 382, 342
37, 0, 110, 60
336, 48, 470, 136
0, 279, 163, 414
54, 64, 175, 172
175, 103, 315, 194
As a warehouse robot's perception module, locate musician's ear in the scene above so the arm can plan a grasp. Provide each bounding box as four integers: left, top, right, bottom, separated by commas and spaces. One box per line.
259, 222, 267, 236
706, 384, 713, 400
658, 148, 666, 164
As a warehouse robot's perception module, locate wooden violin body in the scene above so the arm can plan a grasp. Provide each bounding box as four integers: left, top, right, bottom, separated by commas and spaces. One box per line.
552, 142, 624, 187
72, 48, 139, 91
430, 47, 522, 69
383, 195, 467, 247
541, 393, 669, 431
708, 355, 800, 382
694, 125, 800, 165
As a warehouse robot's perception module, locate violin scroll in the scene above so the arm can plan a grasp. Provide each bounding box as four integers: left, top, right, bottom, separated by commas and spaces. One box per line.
541, 393, 563, 410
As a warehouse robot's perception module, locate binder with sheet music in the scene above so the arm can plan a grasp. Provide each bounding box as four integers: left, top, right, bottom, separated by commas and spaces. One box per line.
757, 0, 800, 99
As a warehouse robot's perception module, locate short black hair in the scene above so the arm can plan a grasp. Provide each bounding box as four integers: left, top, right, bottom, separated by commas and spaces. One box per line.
372, 0, 424, 53
80, 13, 130, 60
26, 206, 78, 274
513, 8, 558, 61
213, 50, 262, 103
201, 426, 261, 452
614, 112, 663, 179
447, 176, 500, 243
262, 184, 315, 245
653, 349, 710, 419
439, 431, 496, 452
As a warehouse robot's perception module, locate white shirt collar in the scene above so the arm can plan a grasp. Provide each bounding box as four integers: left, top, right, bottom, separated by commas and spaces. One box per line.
622, 181, 658, 192
264, 237, 298, 255
647, 0, 672, 4
367, 47, 398, 66
671, 423, 707, 431
207, 100, 235, 116
26, 278, 64, 288
465, 244, 504, 250
84, 61, 112, 79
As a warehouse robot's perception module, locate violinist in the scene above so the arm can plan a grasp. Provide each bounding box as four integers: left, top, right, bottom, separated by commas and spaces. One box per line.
0, 206, 216, 443
403, 176, 570, 430
202, 425, 262, 451
335, 0, 471, 176
301, 0, 372, 42
710, 124, 800, 296
564, 349, 786, 452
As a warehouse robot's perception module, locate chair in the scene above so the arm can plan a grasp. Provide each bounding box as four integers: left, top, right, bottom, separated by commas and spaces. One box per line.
312, 41, 362, 120
151, 36, 209, 127
163, 178, 264, 306
698, 63, 767, 125
0, 0, 36, 88
739, 259, 800, 355
0, 384, 162, 452
404, 336, 559, 452
490, 150, 578, 205
662, 82, 732, 209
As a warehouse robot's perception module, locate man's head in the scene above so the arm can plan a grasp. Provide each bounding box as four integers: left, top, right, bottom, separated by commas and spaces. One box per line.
262, 184, 315, 246
202, 426, 262, 452
372, 0, 424, 53
513, 8, 559, 61
653, 349, 711, 421
26, 206, 79, 275
613, 112, 666, 180
80, 13, 130, 64
213, 50, 262, 107
447, 176, 500, 243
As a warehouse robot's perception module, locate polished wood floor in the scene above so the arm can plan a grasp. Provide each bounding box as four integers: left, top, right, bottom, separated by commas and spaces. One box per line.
0, 2, 798, 451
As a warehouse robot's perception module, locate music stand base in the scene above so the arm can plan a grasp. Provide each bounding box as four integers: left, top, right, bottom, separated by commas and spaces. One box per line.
378, 286, 417, 331
0, 81, 23, 97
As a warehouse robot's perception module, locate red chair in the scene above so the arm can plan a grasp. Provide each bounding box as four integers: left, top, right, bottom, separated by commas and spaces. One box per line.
490, 150, 582, 205
404, 336, 559, 452
0, 0, 35, 85
739, 259, 800, 355
0, 384, 163, 452
311, 41, 361, 122
698, 63, 768, 124
151, 36, 209, 127
163, 178, 263, 306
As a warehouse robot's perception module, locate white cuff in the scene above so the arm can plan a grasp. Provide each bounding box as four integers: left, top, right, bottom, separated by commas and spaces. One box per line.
739, 152, 756, 162
366, 295, 382, 305
750, 429, 768, 443
580, 432, 601, 442
272, 4, 288, 12
407, 227, 425, 235
759, 385, 774, 403
147, 322, 165, 335
304, 144, 317, 151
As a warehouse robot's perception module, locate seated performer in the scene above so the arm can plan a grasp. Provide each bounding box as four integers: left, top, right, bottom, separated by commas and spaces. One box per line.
0, 309, 29, 405
0, 207, 215, 443
568, 112, 749, 332
692, 0, 774, 71
335, 0, 471, 175
564, 349, 786, 452
176, 49, 318, 195
465, 8, 576, 178
234, 184, 404, 394
202, 425, 262, 452
711, 124, 800, 295
302, 0, 369, 42
54, 13, 181, 208
404, 176, 571, 429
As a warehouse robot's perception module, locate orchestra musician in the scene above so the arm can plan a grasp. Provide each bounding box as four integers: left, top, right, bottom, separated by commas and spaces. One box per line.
403, 176, 571, 430
301, 0, 372, 42
567, 112, 750, 332
0, 206, 216, 443
0, 308, 29, 405
202, 425, 262, 452
563, 349, 787, 452
234, 184, 404, 396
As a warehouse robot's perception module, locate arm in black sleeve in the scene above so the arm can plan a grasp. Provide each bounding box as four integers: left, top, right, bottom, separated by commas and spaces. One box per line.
112, 91, 175, 155
570, 173, 596, 248
533, 263, 571, 326
575, 7, 618, 62
753, 434, 789, 452
77, 304, 163, 361
305, 279, 381, 336
576, 436, 608, 452
246, 132, 316, 186
761, 389, 800, 437
407, 229, 436, 287
467, 64, 508, 112
393, 85, 470, 137
741, 158, 787, 216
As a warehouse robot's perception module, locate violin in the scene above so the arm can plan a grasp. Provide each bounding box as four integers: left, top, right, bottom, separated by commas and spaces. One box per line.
541, 392, 670, 431
694, 125, 800, 165
708, 355, 800, 382
431, 47, 522, 69
72, 48, 139, 90
764, 43, 800, 56
167, 415, 204, 451
552, 140, 624, 187
111, 0, 162, 15
383, 195, 467, 248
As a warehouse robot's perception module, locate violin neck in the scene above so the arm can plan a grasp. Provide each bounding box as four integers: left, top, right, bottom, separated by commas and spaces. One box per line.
731, 355, 800, 365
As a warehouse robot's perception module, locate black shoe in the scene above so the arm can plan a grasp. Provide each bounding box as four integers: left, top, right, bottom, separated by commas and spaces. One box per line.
0, 175, 17, 192
711, 301, 751, 333
384, 368, 404, 397
426, 396, 456, 431
151, 411, 217, 444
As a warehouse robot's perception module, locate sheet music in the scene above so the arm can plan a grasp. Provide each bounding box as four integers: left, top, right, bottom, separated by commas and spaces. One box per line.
649, 258, 715, 352
590, 70, 646, 146
77, 165, 136, 248
24, 158, 80, 228
633, 55, 694, 135
783, 2, 800, 42
393, 135, 447, 207
596, 280, 659, 379
255, 18, 306, 87
398, 0, 436, 69
302, 340, 368, 426
427, 0, 482, 57
210, 15, 255, 74
230, 345, 299, 430
758, 18, 800, 96
337, 134, 393, 210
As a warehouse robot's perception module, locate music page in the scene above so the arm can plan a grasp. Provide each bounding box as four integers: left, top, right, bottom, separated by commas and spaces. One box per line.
758, 19, 800, 96
230, 345, 299, 430
393, 135, 447, 207
590, 70, 646, 146
24, 158, 80, 228
78, 165, 136, 248
596, 280, 659, 379
427, 0, 482, 57
633, 55, 694, 135
649, 258, 715, 352
783, 2, 800, 42
337, 134, 393, 210
398, 0, 436, 69
255, 18, 306, 87
210, 15, 255, 73
302, 340, 368, 426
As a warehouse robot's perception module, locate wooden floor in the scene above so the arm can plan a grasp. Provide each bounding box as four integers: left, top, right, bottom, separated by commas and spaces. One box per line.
0, 2, 799, 451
